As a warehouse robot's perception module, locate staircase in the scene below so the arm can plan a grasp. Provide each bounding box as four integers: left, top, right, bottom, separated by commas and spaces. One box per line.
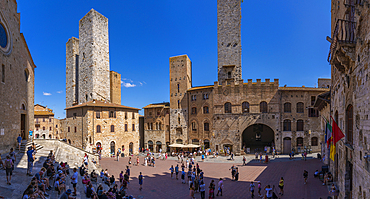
19, 140, 43, 152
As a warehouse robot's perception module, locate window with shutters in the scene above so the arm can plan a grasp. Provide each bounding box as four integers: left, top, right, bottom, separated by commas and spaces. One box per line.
284, 102, 291, 113
296, 120, 304, 131
224, 102, 232, 113
283, 119, 291, 131
296, 102, 304, 113
260, 101, 268, 113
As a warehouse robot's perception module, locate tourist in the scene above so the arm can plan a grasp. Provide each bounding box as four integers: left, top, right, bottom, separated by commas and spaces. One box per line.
83, 153, 89, 169
54, 177, 66, 194
138, 172, 143, 191
200, 180, 206, 199
82, 173, 90, 185
5, 155, 13, 185
323, 172, 333, 185
216, 178, 223, 196
250, 182, 255, 198
100, 169, 104, 178
119, 171, 124, 186
243, 156, 246, 166
230, 152, 234, 160
304, 151, 307, 161
0, 153, 3, 169
116, 149, 120, 162
209, 180, 215, 198
303, 170, 308, 184
9, 148, 16, 168
144, 157, 147, 166
230, 165, 235, 180
264, 185, 273, 199
259, 152, 263, 163
169, 165, 174, 178
71, 168, 78, 196
60, 189, 72, 199
28, 129, 33, 142
17, 134, 22, 151
234, 168, 239, 181
257, 182, 262, 197
136, 156, 140, 166
181, 168, 186, 184
175, 164, 179, 180
152, 157, 155, 167
194, 176, 199, 193
279, 177, 284, 196
128, 157, 132, 166
189, 183, 195, 199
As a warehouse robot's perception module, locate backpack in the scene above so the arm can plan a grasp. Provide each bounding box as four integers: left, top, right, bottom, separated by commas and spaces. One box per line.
5, 159, 12, 169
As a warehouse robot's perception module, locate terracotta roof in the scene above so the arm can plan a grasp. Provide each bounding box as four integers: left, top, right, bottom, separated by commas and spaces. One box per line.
143, 102, 170, 109
279, 87, 330, 92
187, 85, 213, 91
65, 100, 140, 110
34, 111, 54, 116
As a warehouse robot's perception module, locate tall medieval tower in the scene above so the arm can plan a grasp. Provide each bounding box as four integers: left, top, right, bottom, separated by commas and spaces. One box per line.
66, 9, 112, 107
169, 55, 192, 144
217, 0, 242, 84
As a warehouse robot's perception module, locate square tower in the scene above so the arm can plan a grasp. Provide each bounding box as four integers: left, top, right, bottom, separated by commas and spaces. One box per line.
110, 71, 121, 105
169, 55, 192, 144
217, 0, 242, 84
78, 9, 110, 104
66, 37, 79, 107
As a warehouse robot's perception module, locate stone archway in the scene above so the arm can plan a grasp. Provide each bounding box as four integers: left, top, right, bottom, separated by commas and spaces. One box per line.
242, 123, 274, 153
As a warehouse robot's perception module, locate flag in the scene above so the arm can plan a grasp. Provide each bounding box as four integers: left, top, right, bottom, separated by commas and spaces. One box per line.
331, 117, 345, 146
325, 122, 332, 148
330, 143, 335, 161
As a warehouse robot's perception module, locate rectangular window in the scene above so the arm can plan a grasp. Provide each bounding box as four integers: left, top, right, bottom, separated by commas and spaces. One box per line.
73, 113, 77, 119
132, 112, 135, 119
68, 127, 70, 132
132, 124, 135, 131
74, 127, 77, 133
177, 83, 180, 93
178, 100, 180, 109
204, 123, 209, 131
96, 111, 101, 119
1, 65, 4, 83
109, 111, 116, 118
191, 95, 196, 101
311, 96, 316, 106
56, 124, 58, 128
125, 124, 128, 131
43, 118, 45, 122
49, 127, 52, 131
203, 93, 209, 100
308, 108, 319, 117
125, 112, 128, 119
49, 118, 52, 122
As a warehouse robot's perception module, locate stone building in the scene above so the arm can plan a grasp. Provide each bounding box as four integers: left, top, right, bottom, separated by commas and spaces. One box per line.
63, 9, 140, 157
0, 0, 35, 153
142, 102, 170, 152
326, 0, 370, 198
34, 104, 61, 139
144, 0, 330, 156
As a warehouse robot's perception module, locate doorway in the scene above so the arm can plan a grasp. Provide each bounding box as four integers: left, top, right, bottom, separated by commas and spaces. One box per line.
242, 124, 274, 153
204, 140, 210, 149
129, 142, 133, 155
156, 141, 162, 152
283, 137, 292, 154
223, 144, 233, 153
110, 141, 115, 155
21, 114, 26, 139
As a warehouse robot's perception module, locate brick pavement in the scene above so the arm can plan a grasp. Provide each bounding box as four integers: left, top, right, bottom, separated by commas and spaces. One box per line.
100, 155, 332, 199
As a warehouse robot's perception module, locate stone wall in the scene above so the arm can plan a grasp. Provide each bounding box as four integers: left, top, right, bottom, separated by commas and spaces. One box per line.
217, 0, 242, 84
143, 105, 170, 151
65, 37, 79, 108
78, 9, 110, 104
34, 139, 100, 170
110, 71, 121, 105
0, 0, 35, 154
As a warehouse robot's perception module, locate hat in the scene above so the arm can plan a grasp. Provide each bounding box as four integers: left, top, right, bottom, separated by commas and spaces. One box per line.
66, 189, 72, 194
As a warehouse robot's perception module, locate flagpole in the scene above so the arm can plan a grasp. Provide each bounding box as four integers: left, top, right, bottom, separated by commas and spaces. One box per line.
328, 88, 332, 168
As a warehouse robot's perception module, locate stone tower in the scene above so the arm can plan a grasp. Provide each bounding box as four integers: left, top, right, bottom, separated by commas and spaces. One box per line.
169, 55, 192, 144
110, 71, 121, 105
217, 0, 242, 84
66, 37, 79, 108
78, 9, 110, 104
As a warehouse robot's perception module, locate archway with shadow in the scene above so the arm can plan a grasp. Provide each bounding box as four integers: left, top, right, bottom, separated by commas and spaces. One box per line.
242, 123, 274, 153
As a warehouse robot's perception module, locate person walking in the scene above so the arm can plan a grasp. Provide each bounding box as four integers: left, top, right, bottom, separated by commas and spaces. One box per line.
116, 149, 120, 162
28, 129, 33, 142
189, 183, 195, 199
136, 156, 140, 166
250, 181, 255, 198
234, 168, 239, 181
303, 170, 308, 184
216, 178, 223, 196
70, 168, 78, 196
209, 180, 215, 198
181, 169, 186, 184
257, 182, 262, 197
200, 180, 206, 199
279, 177, 284, 196
26, 146, 34, 176
4, 155, 13, 185
17, 134, 22, 151
9, 148, 16, 168
175, 164, 179, 180
243, 156, 246, 166
169, 165, 174, 179
138, 172, 143, 191
264, 185, 273, 199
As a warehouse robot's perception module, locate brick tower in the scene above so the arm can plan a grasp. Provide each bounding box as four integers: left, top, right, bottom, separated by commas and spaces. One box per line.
169, 55, 192, 144
66, 37, 79, 107
217, 0, 242, 84
78, 9, 110, 104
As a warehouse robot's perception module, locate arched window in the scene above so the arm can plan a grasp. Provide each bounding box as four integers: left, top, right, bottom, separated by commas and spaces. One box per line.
296, 102, 304, 113
110, 125, 114, 132
191, 107, 197, 114
204, 122, 209, 131
311, 137, 318, 146
297, 137, 303, 146
176, 139, 183, 144
110, 141, 115, 154
296, 120, 304, 131
224, 102, 232, 113
191, 122, 197, 131
283, 119, 291, 131
284, 102, 291, 113
346, 105, 353, 145
203, 106, 209, 114
43, 126, 45, 130
21, 104, 26, 110
97, 125, 101, 133
260, 101, 268, 113
242, 102, 249, 113
24, 69, 29, 82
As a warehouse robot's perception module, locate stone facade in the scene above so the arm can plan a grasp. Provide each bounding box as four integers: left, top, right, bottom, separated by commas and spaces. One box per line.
110, 71, 121, 105
217, 0, 242, 84
62, 100, 140, 157
34, 104, 61, 139
327, 1, 370, 198
143, 103, 170, 152
0, 0, 35, 154
65, 37, 79, 108
169, 55, 192, 145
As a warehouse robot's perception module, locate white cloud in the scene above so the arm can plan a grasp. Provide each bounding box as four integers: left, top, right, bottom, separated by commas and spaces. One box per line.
139, 82, 143, 86
122, 82, 136, 88
122, 78, 133, 83
43, 92, 52, 96
56, 91, 63, 94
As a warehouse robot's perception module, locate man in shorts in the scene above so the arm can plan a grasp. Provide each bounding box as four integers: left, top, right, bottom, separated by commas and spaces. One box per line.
4, 155, 13, 185
71, 168, 78, 196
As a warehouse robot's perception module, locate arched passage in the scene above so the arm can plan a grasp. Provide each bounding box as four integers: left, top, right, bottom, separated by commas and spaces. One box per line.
242, 123, 274, 153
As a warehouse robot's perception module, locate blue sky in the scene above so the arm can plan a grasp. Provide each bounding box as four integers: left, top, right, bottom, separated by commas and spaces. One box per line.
17, 0, 331, 119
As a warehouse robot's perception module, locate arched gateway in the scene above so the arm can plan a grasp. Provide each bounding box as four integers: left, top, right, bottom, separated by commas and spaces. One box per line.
242, 124, 274, 153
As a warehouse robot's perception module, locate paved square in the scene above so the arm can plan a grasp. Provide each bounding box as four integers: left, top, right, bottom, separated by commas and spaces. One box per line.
100, 155, 331, 199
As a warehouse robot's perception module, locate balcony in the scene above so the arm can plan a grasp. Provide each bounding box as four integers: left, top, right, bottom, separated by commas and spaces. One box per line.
327, 19, 356, 73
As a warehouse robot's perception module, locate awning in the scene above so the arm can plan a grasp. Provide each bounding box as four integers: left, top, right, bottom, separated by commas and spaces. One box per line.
183, 144, 200, 148
168, 143, 185, 148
